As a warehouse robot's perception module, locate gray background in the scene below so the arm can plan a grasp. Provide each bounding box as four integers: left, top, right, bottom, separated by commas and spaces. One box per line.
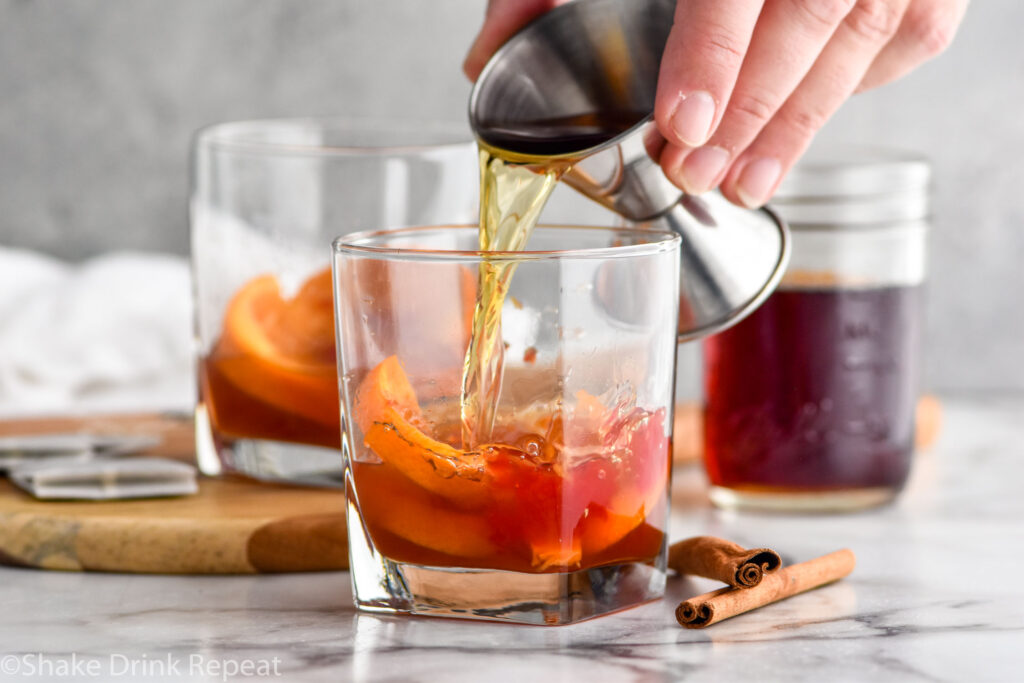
0, 0, 1021, 394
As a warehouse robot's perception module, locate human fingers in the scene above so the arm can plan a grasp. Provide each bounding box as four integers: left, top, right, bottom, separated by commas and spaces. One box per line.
653, 0, 764, 150
463, 0, 565, 81
719, 0, 914, 207
857, 0, 968, 92
662, 0, 857, 198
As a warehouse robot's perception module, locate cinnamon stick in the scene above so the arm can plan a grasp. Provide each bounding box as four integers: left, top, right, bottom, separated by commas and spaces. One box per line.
675, 548, 856, 629
668, 536, 782, 588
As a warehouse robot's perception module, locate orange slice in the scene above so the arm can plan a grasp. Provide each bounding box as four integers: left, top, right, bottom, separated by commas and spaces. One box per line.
353, 356, 489, 508
530, 539, 583, 572
575, 396, 670, 556
263, 269, 336, 369
351, 357, 670, 570
224, 271, 335, 372
355, 461, 497, 559
213, 270, 339, 427
579, 504, 643, 556
581, 473, 667, 557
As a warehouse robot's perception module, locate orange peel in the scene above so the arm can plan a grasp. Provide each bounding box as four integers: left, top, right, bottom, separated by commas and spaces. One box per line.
353, 356, 489, 508
213, 271, 338, 426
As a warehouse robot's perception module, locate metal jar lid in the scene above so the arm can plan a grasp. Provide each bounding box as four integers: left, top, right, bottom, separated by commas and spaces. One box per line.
770, 147, 931, 227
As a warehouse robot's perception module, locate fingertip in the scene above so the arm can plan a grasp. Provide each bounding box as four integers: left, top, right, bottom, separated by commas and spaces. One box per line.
718, 161, 744, 206
679, 146, 731, 195
717, 182, 745, 208
463, 55, 483, 82
463, 29, 495, 82
723, 157, 783, 209
653, 89, 681, 145
659, 143, 692, 192
463, 0, 562, 84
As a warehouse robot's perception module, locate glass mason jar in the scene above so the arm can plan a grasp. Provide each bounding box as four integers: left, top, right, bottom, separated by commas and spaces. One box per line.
190, 119, 478, 486
334, 225, 680, 624
703, 150, 930, 511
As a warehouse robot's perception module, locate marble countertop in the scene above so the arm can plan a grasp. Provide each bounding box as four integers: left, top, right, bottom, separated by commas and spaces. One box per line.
1, 396, 1022, 682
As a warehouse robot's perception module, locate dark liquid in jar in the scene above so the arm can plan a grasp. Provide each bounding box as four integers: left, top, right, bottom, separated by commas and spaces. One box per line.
703, 285, 921, 493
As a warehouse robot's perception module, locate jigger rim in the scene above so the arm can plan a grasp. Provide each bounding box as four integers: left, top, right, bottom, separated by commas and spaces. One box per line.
467, 0, 662, 160
676, 203, 791, 343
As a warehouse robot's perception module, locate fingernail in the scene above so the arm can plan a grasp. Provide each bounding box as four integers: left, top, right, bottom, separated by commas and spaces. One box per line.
735, 158, 782, 208
670, 91, 716, 146
679, 146, 729, 195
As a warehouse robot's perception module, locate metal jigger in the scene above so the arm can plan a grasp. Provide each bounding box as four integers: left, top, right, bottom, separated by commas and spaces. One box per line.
469, 0, 790, 340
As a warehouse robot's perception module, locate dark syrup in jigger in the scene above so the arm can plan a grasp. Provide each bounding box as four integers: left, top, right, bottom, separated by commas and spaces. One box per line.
477, 111, 648, 157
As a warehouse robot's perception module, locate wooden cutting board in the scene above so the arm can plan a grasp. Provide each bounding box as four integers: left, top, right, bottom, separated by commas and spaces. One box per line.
0, 413, 347, 574
0, 398, 940, 575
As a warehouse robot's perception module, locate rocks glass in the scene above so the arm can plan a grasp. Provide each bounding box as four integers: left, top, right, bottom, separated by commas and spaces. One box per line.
191, 119, 477, 485
333, 225, 680, 624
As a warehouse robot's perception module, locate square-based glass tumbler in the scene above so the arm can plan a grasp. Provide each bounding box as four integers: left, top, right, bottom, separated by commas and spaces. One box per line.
190, 119, 477, 485
333, 225, 680, 625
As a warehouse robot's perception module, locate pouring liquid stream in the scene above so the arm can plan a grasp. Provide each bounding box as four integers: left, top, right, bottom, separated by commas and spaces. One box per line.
460, 112, 646, 448
346, 110, 676, 575
459, 146, 562, 448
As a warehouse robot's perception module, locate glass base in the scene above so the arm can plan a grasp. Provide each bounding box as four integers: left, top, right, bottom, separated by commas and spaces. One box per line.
346, 494, 666, 625
709, 484, 899, 512
194, 404, 344, 487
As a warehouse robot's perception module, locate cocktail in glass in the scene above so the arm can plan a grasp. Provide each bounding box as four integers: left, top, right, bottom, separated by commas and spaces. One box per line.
334, 225, 680, 624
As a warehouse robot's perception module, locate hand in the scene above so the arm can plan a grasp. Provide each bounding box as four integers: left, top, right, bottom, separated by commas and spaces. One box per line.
464, 0, 968, 208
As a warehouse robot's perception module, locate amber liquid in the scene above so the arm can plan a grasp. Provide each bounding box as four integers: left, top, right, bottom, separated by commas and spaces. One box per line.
199, 114, 645, 458
704, 286, 921, 494
200, 269, 340, 450
350, 111, 670, 573
458, 148, 562, 446
357, 405, 671, 573
201, 353, 339, 450
461, 111, 647, 446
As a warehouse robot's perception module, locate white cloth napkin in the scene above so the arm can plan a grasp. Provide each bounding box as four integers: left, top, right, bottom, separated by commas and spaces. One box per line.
0, 247, 194, 417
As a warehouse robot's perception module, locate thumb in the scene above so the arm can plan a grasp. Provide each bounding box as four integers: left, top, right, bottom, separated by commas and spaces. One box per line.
463, 0, 564, 81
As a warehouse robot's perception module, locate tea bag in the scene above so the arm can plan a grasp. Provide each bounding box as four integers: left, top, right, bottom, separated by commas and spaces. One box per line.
8, 456, 197, 500
0, 433, 159, 473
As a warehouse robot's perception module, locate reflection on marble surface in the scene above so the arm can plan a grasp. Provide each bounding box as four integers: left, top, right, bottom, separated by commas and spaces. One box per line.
1, 398, 1022, 682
